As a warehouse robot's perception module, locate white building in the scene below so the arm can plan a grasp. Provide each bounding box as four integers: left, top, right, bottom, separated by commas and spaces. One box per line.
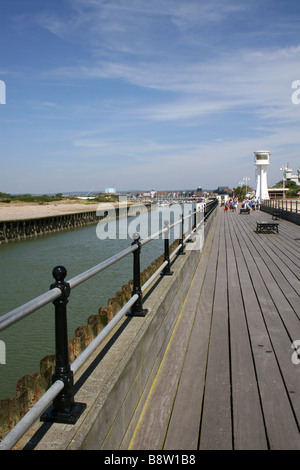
254, 150, 270, 200
282, 164, 300, 185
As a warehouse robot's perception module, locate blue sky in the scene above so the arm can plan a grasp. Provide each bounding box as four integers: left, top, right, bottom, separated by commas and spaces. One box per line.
1, 0, 300, 194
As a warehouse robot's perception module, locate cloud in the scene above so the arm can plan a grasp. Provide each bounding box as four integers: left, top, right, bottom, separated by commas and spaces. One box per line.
2, 0, 300, 193
31, 0, 300, 131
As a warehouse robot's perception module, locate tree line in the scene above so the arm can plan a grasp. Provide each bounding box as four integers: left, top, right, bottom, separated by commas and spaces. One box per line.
233, 180, 300, 201
0, 192, 118, 204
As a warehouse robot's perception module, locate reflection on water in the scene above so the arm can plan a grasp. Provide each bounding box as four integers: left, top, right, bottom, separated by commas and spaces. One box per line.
0, 207, 181, 398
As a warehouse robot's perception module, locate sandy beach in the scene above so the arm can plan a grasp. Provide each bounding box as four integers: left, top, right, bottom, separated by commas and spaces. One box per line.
0, 201, 115, 221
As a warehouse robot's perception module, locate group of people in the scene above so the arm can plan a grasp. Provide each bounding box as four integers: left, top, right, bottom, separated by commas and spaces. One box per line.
223, 196, 261, 212
223, 197, 239, 212
242, 196, 260, 211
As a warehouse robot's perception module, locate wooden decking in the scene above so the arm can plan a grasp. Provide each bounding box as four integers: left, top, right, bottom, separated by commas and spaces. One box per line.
128, 207, 300, 450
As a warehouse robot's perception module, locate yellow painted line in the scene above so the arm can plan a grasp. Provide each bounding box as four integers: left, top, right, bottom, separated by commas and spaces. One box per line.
128, 218, 217, 449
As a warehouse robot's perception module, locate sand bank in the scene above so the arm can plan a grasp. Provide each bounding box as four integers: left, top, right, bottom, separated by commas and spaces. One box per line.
0, 201, 115, 221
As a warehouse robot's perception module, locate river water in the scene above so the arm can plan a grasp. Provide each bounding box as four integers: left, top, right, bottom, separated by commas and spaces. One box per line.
0, 206, 186, 399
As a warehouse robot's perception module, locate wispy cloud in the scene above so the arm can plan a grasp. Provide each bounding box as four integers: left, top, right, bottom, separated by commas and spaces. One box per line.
2, 0, 300, 193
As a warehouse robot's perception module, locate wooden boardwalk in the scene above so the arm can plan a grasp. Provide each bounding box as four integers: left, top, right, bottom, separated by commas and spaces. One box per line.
128, 207, 300, 450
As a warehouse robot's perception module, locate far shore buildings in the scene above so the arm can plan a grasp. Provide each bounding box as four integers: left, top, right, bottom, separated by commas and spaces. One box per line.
268, 163, 300, 199
282, 164, 300, 185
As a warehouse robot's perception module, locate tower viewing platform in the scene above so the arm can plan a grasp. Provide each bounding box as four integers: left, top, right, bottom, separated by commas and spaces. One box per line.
1, 204, 300, 450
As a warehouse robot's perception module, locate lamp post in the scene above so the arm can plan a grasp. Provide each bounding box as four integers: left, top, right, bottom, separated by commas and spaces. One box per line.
280, 165, 285, 199
243, 176, 250, 196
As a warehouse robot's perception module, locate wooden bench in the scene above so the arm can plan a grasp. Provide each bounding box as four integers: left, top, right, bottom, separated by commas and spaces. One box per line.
256, 221, 279, 233
240, 207, 250, 214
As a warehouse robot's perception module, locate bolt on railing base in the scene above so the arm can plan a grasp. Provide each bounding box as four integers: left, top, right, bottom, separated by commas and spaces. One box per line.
126, 307, 148, 317
126, 295, 148, 317
40, 401, 86, 425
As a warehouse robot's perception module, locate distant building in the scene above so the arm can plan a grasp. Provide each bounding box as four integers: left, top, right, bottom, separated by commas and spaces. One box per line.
282, 164, 300, 185
196, 186, 203, 197
105, 188, 116, 193
217, 186, 232, 195
143, 190, 157, 199
267, 188, 288, 199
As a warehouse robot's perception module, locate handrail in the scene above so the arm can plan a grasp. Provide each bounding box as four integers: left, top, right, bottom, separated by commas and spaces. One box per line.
262, 198, 299, 213
0, 200, 218, 450
0, 245, 138, 333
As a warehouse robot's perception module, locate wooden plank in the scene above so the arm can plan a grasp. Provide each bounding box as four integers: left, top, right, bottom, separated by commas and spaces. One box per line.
127, 289, 197, 449
128, 216, 218, 450
237, 212, 300, 318
224, 215, 268, 449
164, 213, 221, 450
239, 214, 300, 319
128, 209, 300, 450
198, 216, 232, 450
230, 213, 300, 449
232, 213, 300, 425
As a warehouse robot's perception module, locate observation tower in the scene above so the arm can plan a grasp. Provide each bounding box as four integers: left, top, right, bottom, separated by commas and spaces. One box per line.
254, 150, 270, 200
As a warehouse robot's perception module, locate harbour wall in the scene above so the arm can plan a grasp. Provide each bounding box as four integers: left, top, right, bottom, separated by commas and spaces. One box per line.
0, 203, 151, 244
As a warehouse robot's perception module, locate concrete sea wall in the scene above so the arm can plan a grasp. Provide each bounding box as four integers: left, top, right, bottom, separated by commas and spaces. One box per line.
0, 203, 151, 243
0, 211, 100, 243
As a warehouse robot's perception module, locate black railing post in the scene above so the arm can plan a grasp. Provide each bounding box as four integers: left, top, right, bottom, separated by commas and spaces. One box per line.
187, 210, 193, 243
162, 221, 173, 276
179, 214, 185, 255
128, 234, 148, 317
41, 265, 86, 424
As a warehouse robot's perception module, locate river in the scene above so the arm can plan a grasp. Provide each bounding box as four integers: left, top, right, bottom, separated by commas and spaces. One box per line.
0, 205, 186, 399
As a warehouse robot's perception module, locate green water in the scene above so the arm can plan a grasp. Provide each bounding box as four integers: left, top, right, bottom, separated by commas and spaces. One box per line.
0, 207, 179, 399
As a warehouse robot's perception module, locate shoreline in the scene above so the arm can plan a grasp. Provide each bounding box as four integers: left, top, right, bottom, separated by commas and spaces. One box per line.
0, 201, 127, 222
0, 201, 152, 244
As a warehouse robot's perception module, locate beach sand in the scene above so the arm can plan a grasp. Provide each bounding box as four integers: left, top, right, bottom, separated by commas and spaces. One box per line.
0, 201, 114, 221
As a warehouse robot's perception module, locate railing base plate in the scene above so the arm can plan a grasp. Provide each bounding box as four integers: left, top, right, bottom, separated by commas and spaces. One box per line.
127, 308, 148, 317
40, 402, 86, 425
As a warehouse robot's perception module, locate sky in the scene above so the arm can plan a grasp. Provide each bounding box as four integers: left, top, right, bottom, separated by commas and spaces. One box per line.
1, 0, 300, 194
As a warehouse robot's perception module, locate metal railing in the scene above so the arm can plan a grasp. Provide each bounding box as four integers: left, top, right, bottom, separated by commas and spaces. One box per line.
0, 200, 218, 450
263, 198, 299, 213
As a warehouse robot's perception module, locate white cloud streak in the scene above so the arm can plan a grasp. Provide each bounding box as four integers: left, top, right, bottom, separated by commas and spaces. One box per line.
3, 0, 300, 192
